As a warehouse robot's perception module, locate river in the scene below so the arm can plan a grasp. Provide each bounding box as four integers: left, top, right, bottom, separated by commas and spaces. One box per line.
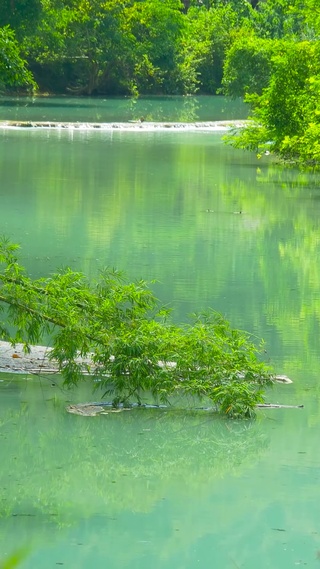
0, 96, 320, 568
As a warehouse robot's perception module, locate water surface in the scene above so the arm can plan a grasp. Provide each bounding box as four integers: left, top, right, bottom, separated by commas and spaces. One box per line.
1, 97, 320, 568
1, 375, 319, 569
0, 95, 248, 123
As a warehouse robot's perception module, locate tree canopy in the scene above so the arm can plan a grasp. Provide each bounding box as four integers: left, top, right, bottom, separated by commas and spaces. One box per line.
223, 37, 320, 166
219, 0, 320, 166
0, 26, 36, 91
0, 0, 316, 97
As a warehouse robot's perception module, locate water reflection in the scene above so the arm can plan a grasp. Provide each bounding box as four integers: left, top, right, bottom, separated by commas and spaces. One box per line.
2, 119, 320, 567
2, 127, 320, 378
1, 377, 320, 568
0, 376, 273, 568
0, 95, 248, 123
0, 378, 269, 525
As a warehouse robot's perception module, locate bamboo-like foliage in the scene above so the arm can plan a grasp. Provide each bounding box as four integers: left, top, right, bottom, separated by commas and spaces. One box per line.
0, 238, 273, 417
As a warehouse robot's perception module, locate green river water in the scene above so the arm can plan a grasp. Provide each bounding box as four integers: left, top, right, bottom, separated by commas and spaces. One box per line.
0, 96, 320, 568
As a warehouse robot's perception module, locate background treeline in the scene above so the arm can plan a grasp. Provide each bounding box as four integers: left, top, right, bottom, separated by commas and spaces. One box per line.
1, 0, 320, 164
0, 0, 318, 97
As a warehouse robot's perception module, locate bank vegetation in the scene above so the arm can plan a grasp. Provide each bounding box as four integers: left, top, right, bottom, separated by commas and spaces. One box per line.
1, 0, 320, 165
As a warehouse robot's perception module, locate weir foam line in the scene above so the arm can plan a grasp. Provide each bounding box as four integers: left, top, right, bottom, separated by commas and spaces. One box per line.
0, 120, 248, 132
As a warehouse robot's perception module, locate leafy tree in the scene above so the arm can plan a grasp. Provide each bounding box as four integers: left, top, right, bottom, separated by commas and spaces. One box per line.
0, 0, 42, 40
123, 0, 186, 94
5, 0, 320, 98
222, 30, 280, 98
214, 0, 253, 19
301, 0, 320, 37
26, 0, 186, 95
181, 4, 239, 94
0, 26, 36, 91
24, 0, 131, 94
252, 0, 306, 39
221, 4, 320, 166
0, 239, 273, 418
224, 40, 320, 166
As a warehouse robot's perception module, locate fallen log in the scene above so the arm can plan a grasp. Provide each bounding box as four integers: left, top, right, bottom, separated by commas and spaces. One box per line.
66, 401, 168, 416
256, 404, 304, 409
0, 342, 295, 389
272, 375, 293, 384
66, 401, 304, 416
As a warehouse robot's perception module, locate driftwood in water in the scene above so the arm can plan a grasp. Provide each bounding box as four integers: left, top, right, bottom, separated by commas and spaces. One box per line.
0, 343, 295, 388
66, 404, 132, 416
66, 402, 166, 416
272, 375, 293, 384
66, 401, 304, 416
257, 403, 304, 409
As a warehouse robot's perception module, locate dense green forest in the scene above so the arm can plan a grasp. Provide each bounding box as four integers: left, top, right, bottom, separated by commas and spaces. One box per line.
1, 0, 320, 163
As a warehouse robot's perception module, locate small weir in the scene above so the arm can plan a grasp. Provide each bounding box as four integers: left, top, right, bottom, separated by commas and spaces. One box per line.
0, 119, 247, 131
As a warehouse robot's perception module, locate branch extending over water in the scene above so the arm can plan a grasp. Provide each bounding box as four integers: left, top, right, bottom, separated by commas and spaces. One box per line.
0, 238, 273, 418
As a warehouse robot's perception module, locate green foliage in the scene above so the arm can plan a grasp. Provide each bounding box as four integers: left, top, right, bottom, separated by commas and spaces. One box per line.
301, 0, 320, 38
0, 0, 42, 40
0, 238, 273, 418
123, 0, 186, 94
223, 119, 270, 156
222, 30, 279, 98
224, 40, 320, 166
252, 0, 307, 39
0, 0, 320, 95
259, 41, 319, 139
276, 74, 320, 163
0, 26, 36, 91
24, 0, 186, 95
25, 0, 132, 94
181, 4, 239, 94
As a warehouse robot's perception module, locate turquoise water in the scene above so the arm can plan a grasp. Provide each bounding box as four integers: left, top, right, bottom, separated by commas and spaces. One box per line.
0, 95, 248, 123
1, 375, 319, 568
1, 97, 320, 568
